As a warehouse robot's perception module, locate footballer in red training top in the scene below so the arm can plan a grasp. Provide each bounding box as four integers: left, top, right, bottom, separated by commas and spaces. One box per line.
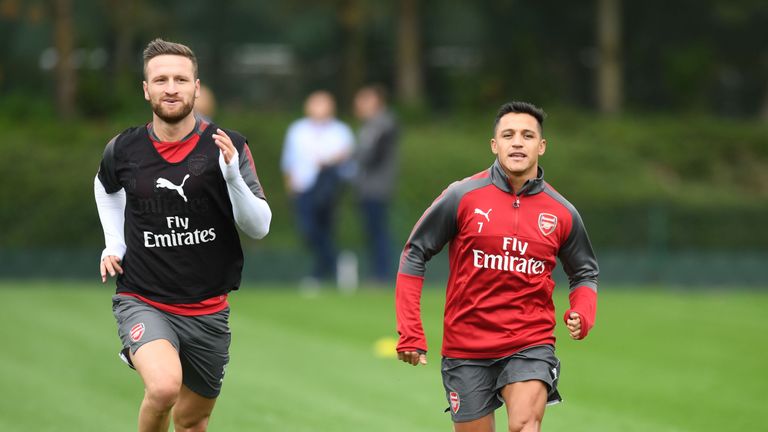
395, 101, 598, 432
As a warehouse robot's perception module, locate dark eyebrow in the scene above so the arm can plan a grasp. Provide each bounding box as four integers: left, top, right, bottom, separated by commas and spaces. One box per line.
499, 128, 538, 135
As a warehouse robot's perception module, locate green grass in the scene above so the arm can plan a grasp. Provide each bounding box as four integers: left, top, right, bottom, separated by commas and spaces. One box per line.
0, 281, 766, 431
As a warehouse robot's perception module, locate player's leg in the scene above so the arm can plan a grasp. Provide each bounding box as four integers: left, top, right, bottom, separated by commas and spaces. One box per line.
131, 339, 183, 432
113, 295, 183, 432
453, 413, 495, 432
499, 380, 547, 432
494, 345, 562, 432
442, 358, 503, 432
170, 308, 231, 432
172, 385, 217, 432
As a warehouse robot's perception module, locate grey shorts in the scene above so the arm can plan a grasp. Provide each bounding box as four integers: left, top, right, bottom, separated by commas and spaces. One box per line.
112, 295, 231, 398
441, 345, 562, 422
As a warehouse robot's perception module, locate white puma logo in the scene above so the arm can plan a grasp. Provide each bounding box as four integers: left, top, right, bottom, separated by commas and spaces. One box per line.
474, 208, 492, 222
156, 174, 190, 202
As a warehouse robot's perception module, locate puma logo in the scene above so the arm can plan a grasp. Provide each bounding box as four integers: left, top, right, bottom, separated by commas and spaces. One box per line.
156, 174, 190, 202
474, 208, 492, 222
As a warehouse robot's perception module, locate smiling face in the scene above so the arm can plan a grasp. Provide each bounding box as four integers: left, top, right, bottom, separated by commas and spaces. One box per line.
491, 112, 546, 182
143, 54, 199, 124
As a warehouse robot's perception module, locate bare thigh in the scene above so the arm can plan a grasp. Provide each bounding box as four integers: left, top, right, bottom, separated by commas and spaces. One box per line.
453, 413, 495, 432
131, 339, 182, 393
500, 381, 547, 432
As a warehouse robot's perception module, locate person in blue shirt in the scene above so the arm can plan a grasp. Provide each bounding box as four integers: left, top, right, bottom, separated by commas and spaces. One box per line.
281, 90, 354, 283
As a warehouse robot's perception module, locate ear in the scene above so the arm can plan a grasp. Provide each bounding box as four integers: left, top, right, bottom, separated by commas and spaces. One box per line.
538, 138, 547, 156
490, 138, 499, 155
195, 79, 201, 99
142, 81, 149, 101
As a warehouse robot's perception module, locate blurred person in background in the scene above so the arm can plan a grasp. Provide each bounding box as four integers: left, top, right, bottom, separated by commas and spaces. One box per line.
195, 84, 217, 121
281, 90, 354, 284
394, 101, 599, 432
353, 84, 399, 283
95, 38, 271, 432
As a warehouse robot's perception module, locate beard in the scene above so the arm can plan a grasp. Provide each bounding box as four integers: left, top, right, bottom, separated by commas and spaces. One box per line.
150, 97, 195, 124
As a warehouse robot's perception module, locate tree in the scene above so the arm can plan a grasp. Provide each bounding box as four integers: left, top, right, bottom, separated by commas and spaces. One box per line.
760, 50, 768, 122
396, 0, 424, 108
107, 0, 138, 78
596, 0, 622, 114
339, 0, 366, 103
53, 0, 76, 118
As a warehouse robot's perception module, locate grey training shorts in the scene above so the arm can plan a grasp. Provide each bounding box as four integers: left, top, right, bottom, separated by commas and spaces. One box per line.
112, 294, 231, 398
441, 344, 562, 422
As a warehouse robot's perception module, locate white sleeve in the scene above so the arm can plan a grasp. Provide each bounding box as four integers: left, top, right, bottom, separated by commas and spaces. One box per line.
219, 151, 272, 239
94, 176, 127, 260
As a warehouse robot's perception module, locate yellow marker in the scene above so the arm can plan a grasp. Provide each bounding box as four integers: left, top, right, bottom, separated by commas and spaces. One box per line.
373, 337, 398, 358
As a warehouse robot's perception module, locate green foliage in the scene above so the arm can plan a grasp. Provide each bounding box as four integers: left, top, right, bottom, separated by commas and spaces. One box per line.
0, 90, 57, 121
76, 70, 120, 117
0, 282, 766, 431
0, 108, 766, 250
394, 108, 768, 250
4, 1, 768, 116
0, 117, 107, 247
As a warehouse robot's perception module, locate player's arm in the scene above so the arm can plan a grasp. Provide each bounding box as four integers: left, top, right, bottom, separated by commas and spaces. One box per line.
396, 186, 459, 365
94, 136, 126, 283
214, 129, 271, 240
558, 207, 599, 340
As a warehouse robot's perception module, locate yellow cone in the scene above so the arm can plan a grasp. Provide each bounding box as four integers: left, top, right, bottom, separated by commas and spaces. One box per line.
373, 337, 398, 358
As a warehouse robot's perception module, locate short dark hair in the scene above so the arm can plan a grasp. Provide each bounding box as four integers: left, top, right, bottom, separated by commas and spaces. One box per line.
142, 38, 198, 79
493, 101, 546, 134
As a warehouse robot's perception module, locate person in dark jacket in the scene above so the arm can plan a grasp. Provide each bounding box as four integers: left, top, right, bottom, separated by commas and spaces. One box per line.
353, 85, 399, 282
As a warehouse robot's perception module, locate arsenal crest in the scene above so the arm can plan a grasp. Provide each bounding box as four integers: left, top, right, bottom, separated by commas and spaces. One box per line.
188, 154, 209, 176
538, 213, 557, 236
130, 323, 145, 342
449, 391, 460, 414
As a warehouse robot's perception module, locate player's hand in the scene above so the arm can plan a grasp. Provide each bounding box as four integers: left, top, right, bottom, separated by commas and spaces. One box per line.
215, 129, 240, 182
100, 255, 123, 283
566, 312, 582, 339
213, 128, 237, 165
397, 350, 427, 366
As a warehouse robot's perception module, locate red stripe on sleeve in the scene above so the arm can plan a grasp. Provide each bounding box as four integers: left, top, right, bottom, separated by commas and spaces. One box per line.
564, 286, 597, 339
395, 272, 428, 353
243, 144, 257, 176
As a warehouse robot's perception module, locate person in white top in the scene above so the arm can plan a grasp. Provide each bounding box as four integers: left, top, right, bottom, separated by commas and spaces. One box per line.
281, 90, 354, 282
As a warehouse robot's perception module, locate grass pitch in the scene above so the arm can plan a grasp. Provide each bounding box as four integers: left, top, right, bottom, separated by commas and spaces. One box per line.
0, 281, 765, 431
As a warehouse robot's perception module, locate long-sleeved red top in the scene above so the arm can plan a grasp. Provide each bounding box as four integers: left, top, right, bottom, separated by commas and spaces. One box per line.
396, 162, 599, 359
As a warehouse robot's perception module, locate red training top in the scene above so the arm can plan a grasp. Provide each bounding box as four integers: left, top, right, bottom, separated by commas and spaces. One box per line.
396, 161, 599, 358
